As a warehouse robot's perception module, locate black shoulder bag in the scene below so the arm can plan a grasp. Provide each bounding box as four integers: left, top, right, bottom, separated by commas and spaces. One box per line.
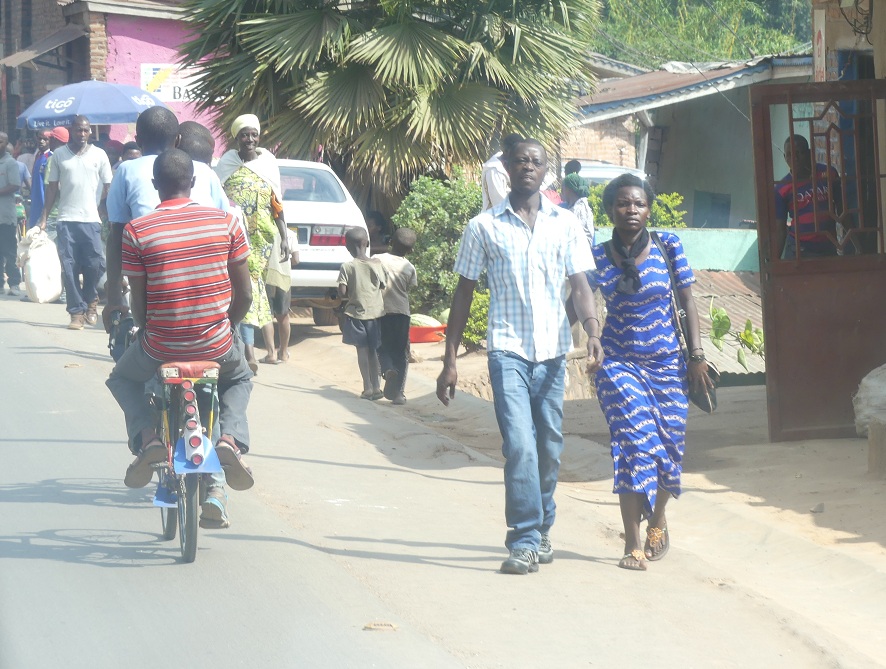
650, 232, 720, 413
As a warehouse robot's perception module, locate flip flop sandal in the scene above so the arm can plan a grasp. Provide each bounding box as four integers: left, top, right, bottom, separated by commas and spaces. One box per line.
124, 440, 166, 489
645, 526, 669, 561
215, 440, 255, 491
618, 549, 648, 571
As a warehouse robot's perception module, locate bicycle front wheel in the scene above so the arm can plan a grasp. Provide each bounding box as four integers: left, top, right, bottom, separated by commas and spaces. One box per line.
177, 474, 200, 563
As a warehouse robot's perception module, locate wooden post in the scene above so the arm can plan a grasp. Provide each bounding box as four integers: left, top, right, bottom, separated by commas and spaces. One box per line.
868, 420, 886, 477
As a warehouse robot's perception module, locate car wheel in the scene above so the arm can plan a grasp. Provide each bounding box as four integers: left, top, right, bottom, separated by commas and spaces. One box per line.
312, 307, 340, 327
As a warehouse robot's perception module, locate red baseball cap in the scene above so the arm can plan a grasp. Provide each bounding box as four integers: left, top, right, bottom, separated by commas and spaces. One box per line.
49, 126, 69, 142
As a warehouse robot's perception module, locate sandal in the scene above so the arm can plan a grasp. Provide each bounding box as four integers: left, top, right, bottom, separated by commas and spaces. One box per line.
259, 354, 280, 365
215, 438, 254, 491
618, 549, 648, 571
124, 439, 166, 489
360, 390, 384, 401
645, 526, 669, 561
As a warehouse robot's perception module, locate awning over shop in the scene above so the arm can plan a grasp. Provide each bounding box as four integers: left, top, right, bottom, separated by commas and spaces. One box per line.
0, 24, 87, 69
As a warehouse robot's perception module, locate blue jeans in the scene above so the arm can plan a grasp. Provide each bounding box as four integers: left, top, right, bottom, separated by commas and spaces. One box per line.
487, 350, 566, 551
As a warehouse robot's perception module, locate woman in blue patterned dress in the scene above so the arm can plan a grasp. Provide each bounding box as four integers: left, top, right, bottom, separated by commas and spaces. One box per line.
590, 174, 713, 571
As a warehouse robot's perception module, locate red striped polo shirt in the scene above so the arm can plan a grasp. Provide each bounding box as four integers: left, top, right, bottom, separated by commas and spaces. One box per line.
122, 198, 250, 361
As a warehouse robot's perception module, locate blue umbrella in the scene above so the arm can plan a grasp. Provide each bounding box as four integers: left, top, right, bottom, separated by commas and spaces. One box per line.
16, 80, 169, 129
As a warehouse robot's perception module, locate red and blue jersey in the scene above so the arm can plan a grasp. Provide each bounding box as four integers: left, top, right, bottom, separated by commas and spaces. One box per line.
774, 164, 841, 243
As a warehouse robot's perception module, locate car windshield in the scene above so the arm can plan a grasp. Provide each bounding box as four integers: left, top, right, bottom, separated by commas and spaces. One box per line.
280, 166, 346, 203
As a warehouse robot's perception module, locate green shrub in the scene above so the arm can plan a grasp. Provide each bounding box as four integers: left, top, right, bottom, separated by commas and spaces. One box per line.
462, 290, 490, 352
590, 183, 687, 228
391, 169, 482, 316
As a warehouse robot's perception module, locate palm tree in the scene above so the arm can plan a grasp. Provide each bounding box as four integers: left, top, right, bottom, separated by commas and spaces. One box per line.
179, 0, 600, 199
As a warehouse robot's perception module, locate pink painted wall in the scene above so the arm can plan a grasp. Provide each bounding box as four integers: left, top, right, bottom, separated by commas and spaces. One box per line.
104, 14, 227, 157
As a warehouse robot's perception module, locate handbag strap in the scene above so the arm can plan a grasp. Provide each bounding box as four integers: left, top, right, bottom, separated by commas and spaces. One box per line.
650, 231, 690, 360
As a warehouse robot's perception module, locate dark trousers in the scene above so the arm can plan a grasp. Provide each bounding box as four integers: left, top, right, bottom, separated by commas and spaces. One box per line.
378, 313, 410, 396
0, 224, 20, 289
56, 221, 105, 314
106, 330, 253, 455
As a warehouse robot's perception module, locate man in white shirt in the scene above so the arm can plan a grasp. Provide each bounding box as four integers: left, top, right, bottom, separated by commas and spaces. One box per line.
481, 133, 523, 211
37, 115, 113, 330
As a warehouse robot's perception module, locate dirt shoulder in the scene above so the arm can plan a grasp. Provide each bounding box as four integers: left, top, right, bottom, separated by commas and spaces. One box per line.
288, 317, 886, 561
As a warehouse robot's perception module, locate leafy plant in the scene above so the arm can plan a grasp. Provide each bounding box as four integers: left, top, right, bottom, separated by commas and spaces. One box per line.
391, 169, 482, 316
591, 0, 806, 70
709, 300, 764, 371
591, 183, 687, 228
462, 290, 490, 352
179, 0, 601, 199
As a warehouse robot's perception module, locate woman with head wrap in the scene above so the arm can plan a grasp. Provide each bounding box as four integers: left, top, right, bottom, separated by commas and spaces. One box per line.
216, 114, 291, 370
588, 173, 712, 572
561, 172, 595, 248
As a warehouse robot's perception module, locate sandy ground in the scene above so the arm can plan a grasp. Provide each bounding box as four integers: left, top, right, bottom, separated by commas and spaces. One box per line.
286, 314, 886, 562
276, 316, 886, 665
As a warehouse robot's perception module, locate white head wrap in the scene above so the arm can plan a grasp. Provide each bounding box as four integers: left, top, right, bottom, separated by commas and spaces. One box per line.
231, 114, 261, 138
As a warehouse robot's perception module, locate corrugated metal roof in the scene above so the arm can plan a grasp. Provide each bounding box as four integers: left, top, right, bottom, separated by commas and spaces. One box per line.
692, 270, 765, 375
587, 52, 650, 78
0, 24, 87, 68
573, 56, 811, 124
576, 62, 765, 121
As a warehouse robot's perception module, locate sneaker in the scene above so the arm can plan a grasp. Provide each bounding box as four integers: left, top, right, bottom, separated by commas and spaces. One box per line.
538, 533, 553, 564
123, 441, 167, 488
500, 548, 539, 575
200, 486, 230, 529
85, 299, 99, 325
67, 313, 86, 330
7, 286, 20, 297
383, 369, 400, 400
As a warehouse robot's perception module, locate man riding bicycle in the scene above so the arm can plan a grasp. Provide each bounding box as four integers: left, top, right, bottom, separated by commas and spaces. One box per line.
106, 149, 254, 528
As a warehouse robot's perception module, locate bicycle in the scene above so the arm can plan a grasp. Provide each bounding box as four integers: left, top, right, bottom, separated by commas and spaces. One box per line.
151, 361, 223, 563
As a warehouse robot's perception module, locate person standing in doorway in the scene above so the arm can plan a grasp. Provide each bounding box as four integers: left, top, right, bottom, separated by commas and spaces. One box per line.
37, 115, 112, 329
437, 138, 603, 575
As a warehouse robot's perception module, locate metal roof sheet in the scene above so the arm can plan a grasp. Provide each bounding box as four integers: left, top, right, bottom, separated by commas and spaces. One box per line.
0, 24, 87, 69
573, 56, 811, 124
692, 270, 765, 375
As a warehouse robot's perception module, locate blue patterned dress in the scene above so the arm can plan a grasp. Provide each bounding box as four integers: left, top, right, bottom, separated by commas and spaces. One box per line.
590, 231, 694, 516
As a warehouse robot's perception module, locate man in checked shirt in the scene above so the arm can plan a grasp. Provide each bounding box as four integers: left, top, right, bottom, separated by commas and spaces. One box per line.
437, 138, 604, 575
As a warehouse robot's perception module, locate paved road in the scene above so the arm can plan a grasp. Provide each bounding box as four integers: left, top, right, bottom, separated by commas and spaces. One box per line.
0, 294, 882, 668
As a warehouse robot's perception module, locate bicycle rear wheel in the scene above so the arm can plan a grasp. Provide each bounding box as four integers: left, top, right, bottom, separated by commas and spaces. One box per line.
177, 474, 200, 563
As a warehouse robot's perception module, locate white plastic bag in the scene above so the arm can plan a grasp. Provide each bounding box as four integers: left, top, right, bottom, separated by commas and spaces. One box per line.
17, 228, 63, 304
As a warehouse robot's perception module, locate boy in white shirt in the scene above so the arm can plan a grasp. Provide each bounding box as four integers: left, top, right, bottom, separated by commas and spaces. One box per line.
374, 228, 418, 404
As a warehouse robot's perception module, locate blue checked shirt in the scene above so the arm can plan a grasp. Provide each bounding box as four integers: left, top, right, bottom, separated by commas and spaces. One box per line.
454, 194, 596, 362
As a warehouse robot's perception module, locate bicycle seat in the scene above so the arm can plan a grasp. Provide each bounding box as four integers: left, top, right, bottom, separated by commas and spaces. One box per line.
159, 361, 221, 379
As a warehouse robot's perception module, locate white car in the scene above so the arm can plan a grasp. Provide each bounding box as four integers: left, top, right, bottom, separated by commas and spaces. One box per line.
278, 159, 367, 326
563, 160, 646, 186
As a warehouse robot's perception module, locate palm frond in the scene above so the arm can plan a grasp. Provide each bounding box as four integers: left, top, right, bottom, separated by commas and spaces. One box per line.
240, 10, 356, 72
347, 21, 468, 87
292, 65, 387, 136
